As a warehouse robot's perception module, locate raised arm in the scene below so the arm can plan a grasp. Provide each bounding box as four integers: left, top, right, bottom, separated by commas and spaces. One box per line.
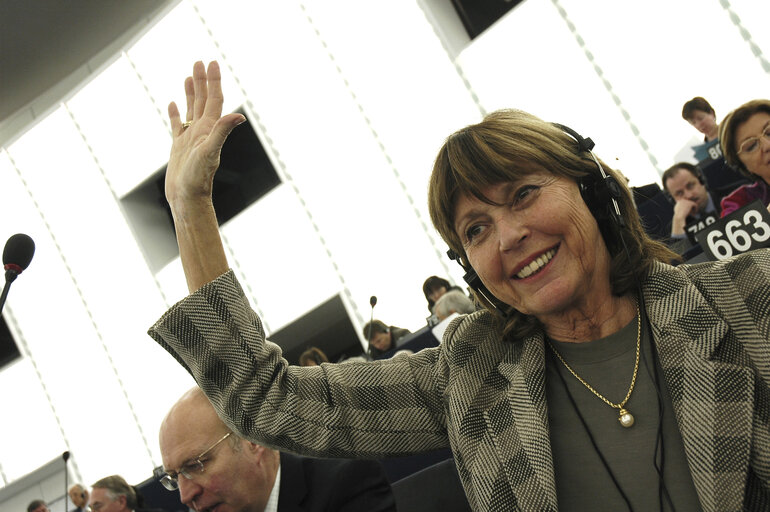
166, 61, 245, 292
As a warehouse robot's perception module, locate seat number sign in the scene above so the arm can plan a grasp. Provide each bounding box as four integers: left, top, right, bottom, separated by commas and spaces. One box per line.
699, 200, 770, 260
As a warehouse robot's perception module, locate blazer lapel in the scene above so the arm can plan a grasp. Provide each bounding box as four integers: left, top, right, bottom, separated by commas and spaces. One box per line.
644, 263, 754, 512
495, 333, 558, 511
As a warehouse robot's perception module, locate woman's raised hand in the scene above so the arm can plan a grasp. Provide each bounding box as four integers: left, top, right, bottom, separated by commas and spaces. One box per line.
165, 61, 245, 208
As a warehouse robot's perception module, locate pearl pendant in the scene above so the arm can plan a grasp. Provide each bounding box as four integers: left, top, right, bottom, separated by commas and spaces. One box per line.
618, 408, 634, 428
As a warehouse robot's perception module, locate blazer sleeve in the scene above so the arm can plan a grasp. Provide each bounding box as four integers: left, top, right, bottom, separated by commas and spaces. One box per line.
148, 270, 449, 459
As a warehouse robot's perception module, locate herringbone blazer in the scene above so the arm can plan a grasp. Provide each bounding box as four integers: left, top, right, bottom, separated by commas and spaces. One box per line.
149, 250, 770, 511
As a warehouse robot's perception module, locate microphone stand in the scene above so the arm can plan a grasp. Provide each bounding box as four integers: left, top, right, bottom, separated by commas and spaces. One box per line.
0, 268, 19, 314
368, 296, 377, 357
63, 451, 70, 512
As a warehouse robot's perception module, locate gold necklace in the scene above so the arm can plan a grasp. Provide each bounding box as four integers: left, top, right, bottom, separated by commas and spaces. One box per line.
547, 304, 640, 428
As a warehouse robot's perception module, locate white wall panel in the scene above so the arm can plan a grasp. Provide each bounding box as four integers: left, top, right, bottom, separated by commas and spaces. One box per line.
127, 0, 245, 130
3, 108, 171, 484
192, 0, 469, 328
554, 0, 770, 171
0, 361, 64, 482
457, 1, 662, 185
218, 185, 340, 334
65, 56, 171, 198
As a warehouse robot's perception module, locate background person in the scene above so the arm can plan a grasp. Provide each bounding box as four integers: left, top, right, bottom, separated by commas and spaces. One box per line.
362, 320, 411, 359
719, 99, 770, 216
422, 275, 451, 313
681, 96, 750, 203
298, 346, 329, 367
661, 162, 718, 238
148, 61, 770, 511
68, 484, 89, 512
433, 289, 476, 321
27, 500, 49, 512
89, 475, 163, 512
682, 96, 719, 143
422, 275, 464, 314
159, 387, 396, 512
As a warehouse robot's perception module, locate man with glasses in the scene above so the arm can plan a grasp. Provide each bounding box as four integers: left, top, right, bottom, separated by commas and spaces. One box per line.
719, 99, 770, 216
158, 387, 396, 512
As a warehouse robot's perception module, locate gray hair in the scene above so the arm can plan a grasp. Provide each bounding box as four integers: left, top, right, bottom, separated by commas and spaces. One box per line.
434, 290, 475, 319
92, 475, 137, 510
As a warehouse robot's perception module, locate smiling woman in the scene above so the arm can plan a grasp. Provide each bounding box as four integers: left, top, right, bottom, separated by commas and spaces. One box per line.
149, 62, 770, 512
428, 110, 672, 341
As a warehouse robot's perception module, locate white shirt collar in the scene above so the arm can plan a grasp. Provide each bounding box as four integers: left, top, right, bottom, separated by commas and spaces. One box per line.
263, 462, 281, 512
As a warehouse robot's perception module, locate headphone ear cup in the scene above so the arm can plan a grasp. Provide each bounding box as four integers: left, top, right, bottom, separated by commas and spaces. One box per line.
579, 172, 626, 240
694, 165, 706, 185
662, 188, 675, 205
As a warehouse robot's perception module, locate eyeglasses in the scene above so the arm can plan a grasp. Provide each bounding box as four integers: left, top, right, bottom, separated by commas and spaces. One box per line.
737, 125, 770, 155
160, 432, 232, 491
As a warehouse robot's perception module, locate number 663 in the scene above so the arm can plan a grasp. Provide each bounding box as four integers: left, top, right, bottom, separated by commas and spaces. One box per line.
706, 210, 770, 259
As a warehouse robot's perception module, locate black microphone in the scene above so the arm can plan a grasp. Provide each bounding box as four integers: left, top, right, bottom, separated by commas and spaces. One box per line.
3, 234, 35, 282
1, 234, 35, 314
62, 451, 70, 462
368, 296, 377, 345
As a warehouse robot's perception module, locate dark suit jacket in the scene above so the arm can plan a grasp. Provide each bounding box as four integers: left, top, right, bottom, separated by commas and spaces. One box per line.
392, 458, 472, 512
277, 453, 395, 512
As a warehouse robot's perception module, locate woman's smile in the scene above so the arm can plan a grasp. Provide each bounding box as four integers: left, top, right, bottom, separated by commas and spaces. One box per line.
512, 244, 559, 280
454, 172, 613, 319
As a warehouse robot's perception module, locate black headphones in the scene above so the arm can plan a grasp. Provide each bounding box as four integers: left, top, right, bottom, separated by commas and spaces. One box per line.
447, 123, 626, 315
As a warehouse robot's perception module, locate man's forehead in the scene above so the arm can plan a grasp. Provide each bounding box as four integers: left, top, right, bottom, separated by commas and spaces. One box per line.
161, 414, 224, 467
160, 388, 228, 464
89, 487, 107, 501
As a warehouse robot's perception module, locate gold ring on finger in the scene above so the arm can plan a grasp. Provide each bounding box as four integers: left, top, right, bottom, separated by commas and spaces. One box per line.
182, 121, 193, 129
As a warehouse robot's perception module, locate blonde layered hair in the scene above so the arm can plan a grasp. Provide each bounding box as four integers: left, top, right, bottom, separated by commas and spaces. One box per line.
428, 109, 676, 341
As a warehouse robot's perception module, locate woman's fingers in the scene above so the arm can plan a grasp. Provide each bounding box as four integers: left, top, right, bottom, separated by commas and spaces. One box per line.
177, 61, 224, 128
168, 101, 182, 134
202, 61, 224, 121
184, 76, 195, 123
192, 61, 208, 121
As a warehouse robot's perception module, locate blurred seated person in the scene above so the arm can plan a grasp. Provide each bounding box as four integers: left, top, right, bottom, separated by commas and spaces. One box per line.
422, 276, 450, 313
69, 484, 89, 512
27, 500, 49, 512
422, 276, 464, 313
662, 162, 718, 238
90, 475, 163, 512
433, 290, 476, 322
682, 96, 723, 162
159, 387, 396, 512
363, 320, 411, 359
683, 96, 719, 144
719, 99, 770, 215
298, 346, 329, 366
